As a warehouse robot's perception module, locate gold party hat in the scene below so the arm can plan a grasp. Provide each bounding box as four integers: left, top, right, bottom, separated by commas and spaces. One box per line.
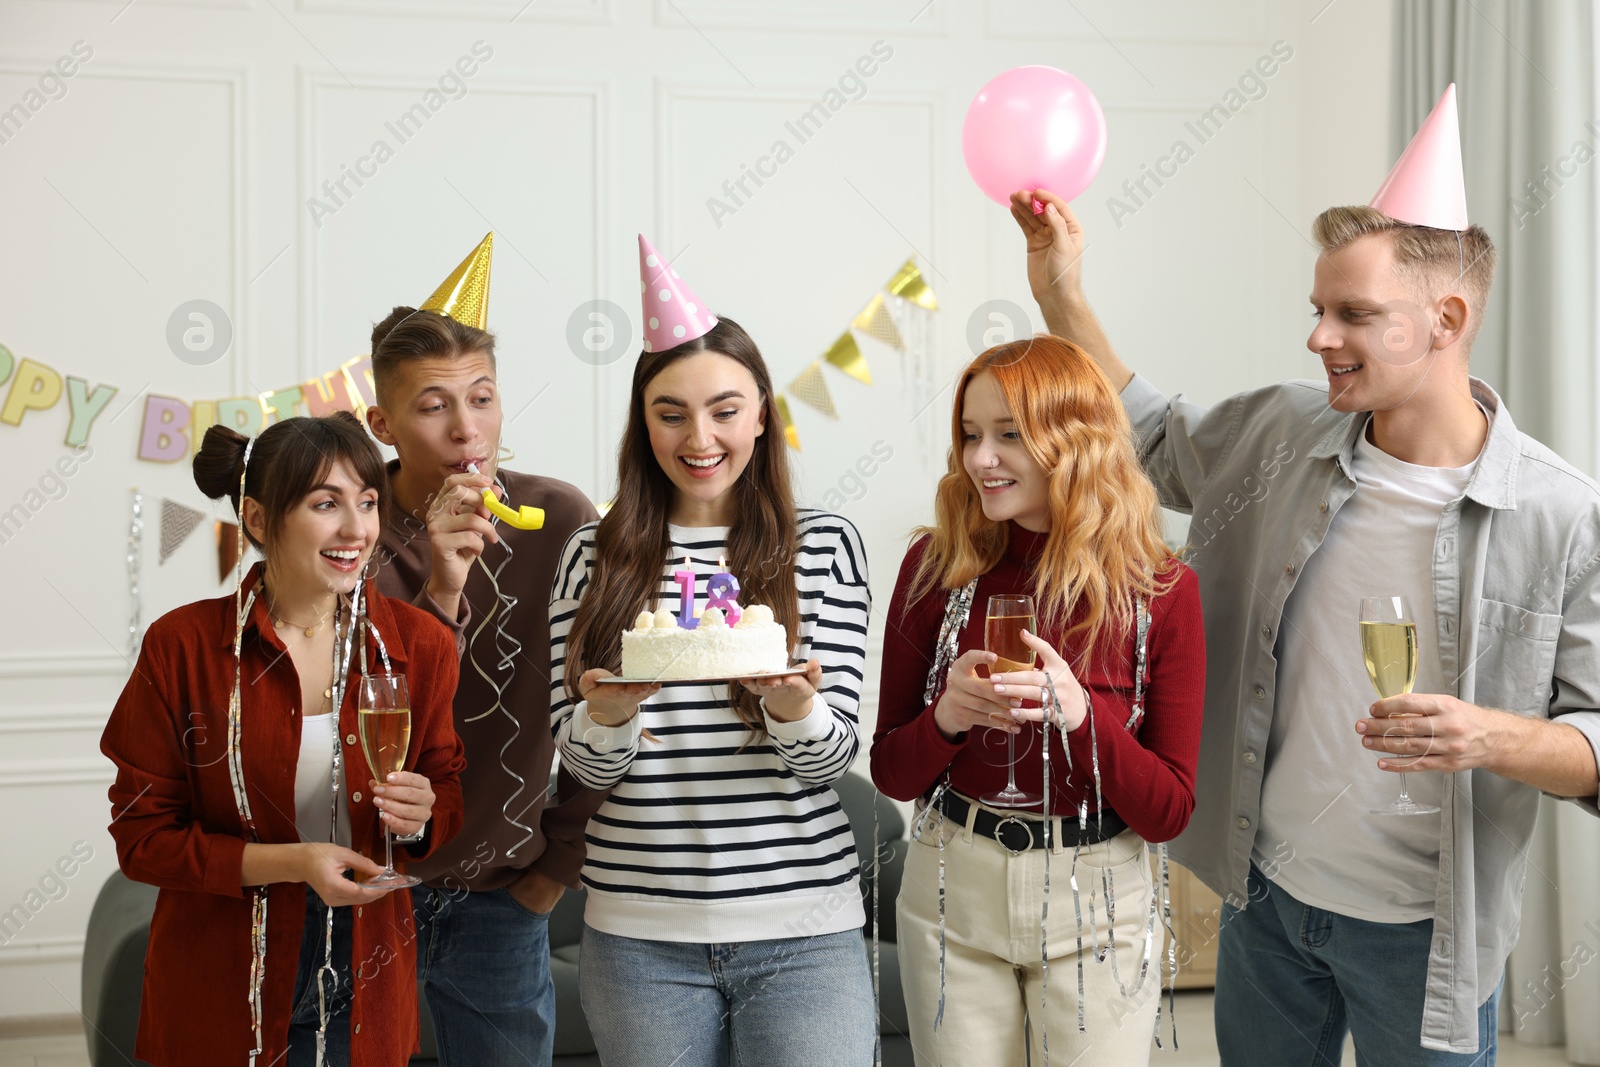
420, 232, 494, 330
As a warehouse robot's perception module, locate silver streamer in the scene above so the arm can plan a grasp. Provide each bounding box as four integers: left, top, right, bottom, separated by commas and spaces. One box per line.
460, 487, 536, 858
127, 489, 143, 658
225, 442, 266, 1066
912, 586, 1178, 1058
918, 576, 976, 1048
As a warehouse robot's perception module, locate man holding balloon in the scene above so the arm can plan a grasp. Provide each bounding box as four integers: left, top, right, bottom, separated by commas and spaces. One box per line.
985, 69, 1600, 1064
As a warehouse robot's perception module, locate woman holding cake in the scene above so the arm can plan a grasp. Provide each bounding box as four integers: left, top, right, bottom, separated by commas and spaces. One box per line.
100, 413, 466, 1066
869, 334, 1206, 1066
549, 236, 876, 1067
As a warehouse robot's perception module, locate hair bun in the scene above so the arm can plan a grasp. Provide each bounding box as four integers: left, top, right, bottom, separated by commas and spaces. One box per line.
192, 424, 250, 502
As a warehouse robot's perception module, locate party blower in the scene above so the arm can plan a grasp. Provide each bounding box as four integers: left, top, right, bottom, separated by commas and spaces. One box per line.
467, 462, 543, 530
962, 65, 1107, 212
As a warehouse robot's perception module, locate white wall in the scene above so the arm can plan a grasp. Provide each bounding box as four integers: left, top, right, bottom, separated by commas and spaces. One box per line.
0, 0, 1392, 1021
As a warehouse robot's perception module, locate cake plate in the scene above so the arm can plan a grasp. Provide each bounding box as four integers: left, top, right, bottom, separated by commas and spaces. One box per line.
592, 667, 808, 686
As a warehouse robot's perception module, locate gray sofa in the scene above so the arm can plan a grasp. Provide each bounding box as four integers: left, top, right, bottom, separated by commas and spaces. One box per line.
81, 770, 912, 1065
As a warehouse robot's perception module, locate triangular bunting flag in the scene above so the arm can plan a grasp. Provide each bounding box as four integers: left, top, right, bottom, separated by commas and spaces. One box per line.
853, 293, 905, 351
823, 331, 872, 386
216, 520, 242, 584
787, 361, 838, 419
773, 395, 800, 451
886, 258, 939, 311
159, 499, 207, 564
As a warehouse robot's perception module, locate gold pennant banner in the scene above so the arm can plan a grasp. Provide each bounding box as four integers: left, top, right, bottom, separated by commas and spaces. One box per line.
773, 394, 800, 451
787, 361, 838, 419
823, 331, 872, 386
852, 293, 905, 352
886, 257, 939, 311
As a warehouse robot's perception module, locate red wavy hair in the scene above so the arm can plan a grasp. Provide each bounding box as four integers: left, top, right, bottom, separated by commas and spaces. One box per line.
910, 334, 1178, 661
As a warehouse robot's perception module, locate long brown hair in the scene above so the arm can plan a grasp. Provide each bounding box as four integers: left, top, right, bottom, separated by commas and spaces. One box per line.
911, 335, 1177, 662
562, 318, 799, 735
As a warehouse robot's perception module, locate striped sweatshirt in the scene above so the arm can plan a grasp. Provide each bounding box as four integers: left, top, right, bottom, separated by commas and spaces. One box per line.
551, 510, 870, 943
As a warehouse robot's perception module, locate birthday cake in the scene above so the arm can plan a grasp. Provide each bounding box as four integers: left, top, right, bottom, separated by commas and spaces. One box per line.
620, 604, 790, 681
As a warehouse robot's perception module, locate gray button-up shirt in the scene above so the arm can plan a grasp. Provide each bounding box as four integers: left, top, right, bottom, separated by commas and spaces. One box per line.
1123, 373, 1600, 1054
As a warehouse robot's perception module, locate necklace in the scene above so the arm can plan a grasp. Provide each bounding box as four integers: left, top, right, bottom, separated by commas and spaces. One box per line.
272, 613, 324, 638
265, 588, 333, 638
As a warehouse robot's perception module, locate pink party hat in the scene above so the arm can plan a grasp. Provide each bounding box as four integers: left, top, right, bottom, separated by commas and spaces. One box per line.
638, 235, 718, 353
1369, 83, 1468, 231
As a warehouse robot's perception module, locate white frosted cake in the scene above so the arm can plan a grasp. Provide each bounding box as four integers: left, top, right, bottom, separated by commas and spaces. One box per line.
620, 604, 789, 681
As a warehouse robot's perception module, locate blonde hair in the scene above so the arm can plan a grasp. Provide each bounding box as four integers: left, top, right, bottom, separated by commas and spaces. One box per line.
1312, 205, 1497, 348
909, 335, 1178, 663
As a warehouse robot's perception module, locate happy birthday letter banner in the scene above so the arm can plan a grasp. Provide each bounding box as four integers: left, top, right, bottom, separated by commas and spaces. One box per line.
0, 256, 937, 459
0, 343, 378, 463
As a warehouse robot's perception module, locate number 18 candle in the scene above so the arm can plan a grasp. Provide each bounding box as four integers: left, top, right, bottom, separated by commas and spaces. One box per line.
674, 556, 699, 629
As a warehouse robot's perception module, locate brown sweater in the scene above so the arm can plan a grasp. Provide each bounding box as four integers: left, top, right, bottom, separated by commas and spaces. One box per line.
376, 461, 603, 891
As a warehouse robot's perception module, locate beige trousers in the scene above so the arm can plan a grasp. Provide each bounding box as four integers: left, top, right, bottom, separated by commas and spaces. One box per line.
896, 797, 1163, 1067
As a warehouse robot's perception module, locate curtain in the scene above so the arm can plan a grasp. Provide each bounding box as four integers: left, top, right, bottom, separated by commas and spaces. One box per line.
1395, 2, 1600, 1061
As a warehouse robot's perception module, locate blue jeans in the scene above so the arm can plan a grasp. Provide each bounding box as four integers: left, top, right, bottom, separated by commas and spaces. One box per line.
413, 884, 556, 1067
579, 924, 877, 1067
1215, 864, 1500, 1066
287, 886, 354, 1067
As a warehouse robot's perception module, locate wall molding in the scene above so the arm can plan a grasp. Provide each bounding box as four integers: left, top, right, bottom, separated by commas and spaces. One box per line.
0, 653, 130, 680
0, 760, 113, 788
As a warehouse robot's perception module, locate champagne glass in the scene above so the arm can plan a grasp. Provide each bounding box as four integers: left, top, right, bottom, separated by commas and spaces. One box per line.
358, 673, 421, 887
1359, 596, 1438, 816
981, 594, 1042, 809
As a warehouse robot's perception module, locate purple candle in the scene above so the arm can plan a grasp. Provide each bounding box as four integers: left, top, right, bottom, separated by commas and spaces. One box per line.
674, 555, 698, 629
707, 556, 742, 627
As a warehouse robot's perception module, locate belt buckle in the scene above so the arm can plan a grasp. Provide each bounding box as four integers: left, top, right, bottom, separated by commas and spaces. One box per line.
992, 815, 1032, 856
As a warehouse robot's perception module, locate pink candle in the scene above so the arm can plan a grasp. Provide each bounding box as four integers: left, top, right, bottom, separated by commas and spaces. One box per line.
674, 555, 698, 629
707, 555, 742, 627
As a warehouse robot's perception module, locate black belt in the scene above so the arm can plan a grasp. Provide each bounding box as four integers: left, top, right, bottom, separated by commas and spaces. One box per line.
936, 791, 1128, 854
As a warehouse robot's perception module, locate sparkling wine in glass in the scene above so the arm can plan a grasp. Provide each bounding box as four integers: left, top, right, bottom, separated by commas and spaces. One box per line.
358, 673, 421, 888
1359, 596, 1438, 816
981, 594, 1042, 809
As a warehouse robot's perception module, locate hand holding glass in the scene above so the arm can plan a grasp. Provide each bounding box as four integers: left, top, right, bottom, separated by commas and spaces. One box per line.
1359, 596, 1438, 816
358, 674, 421, 888
981, 595, 1042, 809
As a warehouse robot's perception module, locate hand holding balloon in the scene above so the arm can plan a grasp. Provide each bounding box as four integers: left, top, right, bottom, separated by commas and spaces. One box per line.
963, 66, 1107, 209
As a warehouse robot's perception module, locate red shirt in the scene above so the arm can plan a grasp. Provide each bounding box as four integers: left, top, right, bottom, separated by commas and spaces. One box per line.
870, 525, 1206, 843
101, 563, 467, 1067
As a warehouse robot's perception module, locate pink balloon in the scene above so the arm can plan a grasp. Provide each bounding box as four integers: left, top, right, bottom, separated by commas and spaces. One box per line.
962, 66, 1107, 209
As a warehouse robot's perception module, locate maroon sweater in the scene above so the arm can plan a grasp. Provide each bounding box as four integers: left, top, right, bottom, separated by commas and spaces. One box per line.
870, 525, 1206, 843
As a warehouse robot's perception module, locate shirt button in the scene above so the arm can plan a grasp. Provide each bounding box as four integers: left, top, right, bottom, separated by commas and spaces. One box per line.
1236, 816, 1251, 830
357, 907, 363, 917
1253, 685, 1266, 699
346, 734, 358, 746
1261, 625, 1272, 639
1285, 563, 1295, 576
352, 791, 363, 804
1243, 750, 1258, 764
1319, 500, 1328, 513
354, 1023, 361, 1035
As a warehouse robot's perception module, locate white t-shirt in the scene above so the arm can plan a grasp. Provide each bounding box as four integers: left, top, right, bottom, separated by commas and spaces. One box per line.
1254, 419, 1477, 922
295, 711, 352, 847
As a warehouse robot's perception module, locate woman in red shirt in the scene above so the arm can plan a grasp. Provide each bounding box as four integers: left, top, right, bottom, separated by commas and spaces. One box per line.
870, 335, 1205, 1066
101, 412, 466, 1067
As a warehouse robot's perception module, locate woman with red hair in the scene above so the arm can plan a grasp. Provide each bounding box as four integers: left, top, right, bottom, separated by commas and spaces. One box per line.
870, 335, 1206, 1066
